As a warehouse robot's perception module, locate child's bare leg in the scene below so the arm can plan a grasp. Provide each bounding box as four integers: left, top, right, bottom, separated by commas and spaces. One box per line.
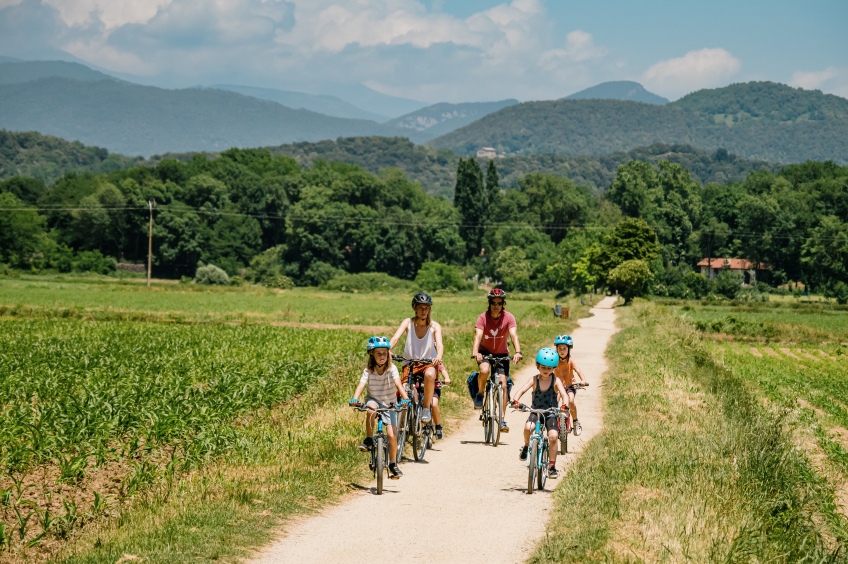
548, 428, 559, 465
387, 424, 397, 463
524, 421, 532, 445
568, 389, 578, 420
431, 395, 441, 425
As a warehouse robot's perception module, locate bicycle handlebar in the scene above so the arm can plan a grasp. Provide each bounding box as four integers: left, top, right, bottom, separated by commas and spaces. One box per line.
349, 402, 404, 413
512, 403, 561, 416
393, 355, 435, 364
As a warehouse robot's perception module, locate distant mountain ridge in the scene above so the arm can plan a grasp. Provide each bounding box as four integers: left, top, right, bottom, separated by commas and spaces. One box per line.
0, 77, 402, 156
0, 60, 118, 85
385, 99, 519, 142
429, 82, 848, 164
565, 81, 668, 105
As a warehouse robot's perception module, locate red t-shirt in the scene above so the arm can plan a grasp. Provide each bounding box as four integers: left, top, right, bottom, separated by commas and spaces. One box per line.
475, 311, 516, 355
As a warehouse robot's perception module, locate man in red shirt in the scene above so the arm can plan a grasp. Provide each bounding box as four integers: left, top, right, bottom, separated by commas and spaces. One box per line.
471, 288, 523, 433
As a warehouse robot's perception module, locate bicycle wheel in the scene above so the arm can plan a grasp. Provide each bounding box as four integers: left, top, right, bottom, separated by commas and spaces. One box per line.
538, 441, 549, 491
412, 404, 423, 461
527, 440, 537, 494
482, 387, 493, 444
559, 414, 568, 455
417, 423, 429, 461
375, 435, 385, 495
491, 384, 503, 447
396, 406, 409, 462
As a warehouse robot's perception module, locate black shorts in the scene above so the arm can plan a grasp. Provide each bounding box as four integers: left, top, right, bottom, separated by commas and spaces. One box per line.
565, 385, 580, 395
478, 350, 510, 379
528, 412, 559, 432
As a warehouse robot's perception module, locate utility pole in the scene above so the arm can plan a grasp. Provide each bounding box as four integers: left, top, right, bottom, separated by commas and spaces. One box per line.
147, 199, 155, 288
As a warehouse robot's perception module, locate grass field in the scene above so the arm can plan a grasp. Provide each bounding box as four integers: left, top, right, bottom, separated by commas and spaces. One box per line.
532, 300, 848, 562
0, 276, 587, 562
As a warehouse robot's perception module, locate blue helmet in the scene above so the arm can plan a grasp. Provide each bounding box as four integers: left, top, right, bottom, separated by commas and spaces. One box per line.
366, 336, 390, 351
554, 335, 573, 346
535, 347, 559, 368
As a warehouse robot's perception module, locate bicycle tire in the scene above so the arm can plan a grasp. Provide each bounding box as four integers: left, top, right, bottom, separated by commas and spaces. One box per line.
418, 423, 429, 461
527, 440, 537, 494
396, 406, 409, 462
412, 405, 423, 461
375, 435, 385, 495
538, 441, 548, 491
559, 414, 568, 455
492, 384, 502, 447
482, 387, 493, 444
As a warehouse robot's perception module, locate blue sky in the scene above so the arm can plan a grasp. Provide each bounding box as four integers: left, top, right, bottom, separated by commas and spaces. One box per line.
0, 0, 845, 103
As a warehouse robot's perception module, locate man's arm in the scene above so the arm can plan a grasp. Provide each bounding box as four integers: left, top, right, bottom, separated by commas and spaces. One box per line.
508, 326, 523, 363
472, 327, 484, 362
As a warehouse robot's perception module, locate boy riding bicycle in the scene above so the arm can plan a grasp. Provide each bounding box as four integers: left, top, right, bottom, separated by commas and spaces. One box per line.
553, 335, 587, 436
350, 336, 410, 479
511, 348, 569, 478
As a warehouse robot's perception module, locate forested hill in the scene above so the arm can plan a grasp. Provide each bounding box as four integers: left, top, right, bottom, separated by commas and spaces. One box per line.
429, 82, 848, 164
0, 77, 401, 156
0, 60, 118, 85
384, 99, 519, 142
565, 81, 669, 105
0, 131, 780, 198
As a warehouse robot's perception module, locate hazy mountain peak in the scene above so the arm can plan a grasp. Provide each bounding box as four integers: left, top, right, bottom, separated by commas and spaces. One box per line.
565, 81, 669, 105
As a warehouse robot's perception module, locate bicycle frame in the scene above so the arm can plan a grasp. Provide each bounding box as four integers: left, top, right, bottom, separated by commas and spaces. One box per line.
393, 355, 435, 462
351, 403, 401, 495
515, 404, 559, 494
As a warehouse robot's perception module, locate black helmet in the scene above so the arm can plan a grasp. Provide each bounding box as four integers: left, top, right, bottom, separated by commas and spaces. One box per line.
412, 292, 433, 307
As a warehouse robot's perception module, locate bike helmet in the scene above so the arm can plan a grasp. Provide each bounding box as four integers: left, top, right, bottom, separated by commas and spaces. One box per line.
487, 288, 506, 301
554, 335, 573, 346
535, 347, 559, 367
366, 336, 390, 351
411, 292, 433, 307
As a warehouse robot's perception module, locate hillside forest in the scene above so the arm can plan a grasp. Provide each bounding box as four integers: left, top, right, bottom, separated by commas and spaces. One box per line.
2, 141, 847, 303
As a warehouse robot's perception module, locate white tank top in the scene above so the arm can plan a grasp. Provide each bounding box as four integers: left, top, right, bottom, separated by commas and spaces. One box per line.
403, 319, 437, 361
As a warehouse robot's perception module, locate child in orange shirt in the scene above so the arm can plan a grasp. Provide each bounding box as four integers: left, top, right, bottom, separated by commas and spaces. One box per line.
552, 335, 587, 436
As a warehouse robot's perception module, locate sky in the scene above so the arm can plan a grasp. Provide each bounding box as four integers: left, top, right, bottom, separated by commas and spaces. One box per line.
0, 0, 846, 104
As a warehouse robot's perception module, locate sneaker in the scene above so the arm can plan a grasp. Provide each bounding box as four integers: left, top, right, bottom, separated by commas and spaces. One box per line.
548, 466, 558, 479
500, 420, 509, 433
357, 436, 374, 452
388, 462, 402, 480
574, 420, 582, 436
519, 445, 529, 460
435, 425, 443, 439
421, 408, 432, 423
473, 394, 483, 409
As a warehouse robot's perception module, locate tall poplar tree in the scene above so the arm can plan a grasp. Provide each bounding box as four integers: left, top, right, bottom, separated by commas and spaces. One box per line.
454, 158, 486, 259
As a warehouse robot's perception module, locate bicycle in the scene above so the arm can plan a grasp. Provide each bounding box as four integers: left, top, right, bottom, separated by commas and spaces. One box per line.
350, 402, 403, 495
476, 354, 510, 447
393, 355, 438, 462
514, 403, 560, 494
558, 382, 589, 455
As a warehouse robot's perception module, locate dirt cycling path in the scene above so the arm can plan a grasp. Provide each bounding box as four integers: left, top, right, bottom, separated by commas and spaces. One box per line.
252, 296, 619, 564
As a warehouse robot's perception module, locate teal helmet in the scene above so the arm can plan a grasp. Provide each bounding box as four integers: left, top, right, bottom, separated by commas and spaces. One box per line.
366, 336, 390, 351
535, 347, 559, 367
554, 335, 573, 346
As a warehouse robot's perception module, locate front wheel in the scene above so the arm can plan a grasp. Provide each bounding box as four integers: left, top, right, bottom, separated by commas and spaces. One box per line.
482, 386, 493, 444
396, 406, 409, 462
418, 423, 430, 461
491, 385, 503, 447
412, 404, 423, 461
538, 441, 549, 491
375, 435, 385, 495
527, 440, 538, 494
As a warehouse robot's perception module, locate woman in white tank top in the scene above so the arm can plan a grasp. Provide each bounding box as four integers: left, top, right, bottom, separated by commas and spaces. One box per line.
389, 293, 448, 435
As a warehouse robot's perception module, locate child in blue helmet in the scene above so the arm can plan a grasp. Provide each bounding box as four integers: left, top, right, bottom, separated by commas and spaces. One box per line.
350, 336, 410, 479
511, 347, 568, 478
553, 334, 587, 436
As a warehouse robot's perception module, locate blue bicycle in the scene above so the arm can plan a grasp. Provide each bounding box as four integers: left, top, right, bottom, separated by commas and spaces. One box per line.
514, 403, 561, 494
350, 402, 403, 495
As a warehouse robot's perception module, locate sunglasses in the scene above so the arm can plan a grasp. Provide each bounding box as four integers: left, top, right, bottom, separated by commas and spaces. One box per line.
490, 301, 504, 306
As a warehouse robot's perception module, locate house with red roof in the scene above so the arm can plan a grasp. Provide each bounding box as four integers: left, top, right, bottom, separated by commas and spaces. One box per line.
696, 258, 768, 285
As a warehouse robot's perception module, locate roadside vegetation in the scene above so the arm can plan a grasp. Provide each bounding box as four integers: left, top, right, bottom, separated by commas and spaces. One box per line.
533, 300, 848, 562
0, 280, 586, 562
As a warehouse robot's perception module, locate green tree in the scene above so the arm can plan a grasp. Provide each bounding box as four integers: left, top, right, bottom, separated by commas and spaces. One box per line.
802, 215, 848, 289
596, 218, 662, 284
454, 158, 486, 259
493, 246, 531, 291
607, 259, 652, 303
0, 192, 49, 267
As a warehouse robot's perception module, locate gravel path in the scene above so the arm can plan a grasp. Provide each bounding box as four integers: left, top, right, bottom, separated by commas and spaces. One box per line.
253, 296, 619, 564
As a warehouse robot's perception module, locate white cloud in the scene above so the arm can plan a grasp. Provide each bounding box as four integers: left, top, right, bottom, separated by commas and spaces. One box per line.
791, 67, 848, 98
43, 0, 172, 29
540, 29, 605, 69
642, 48, 741, 99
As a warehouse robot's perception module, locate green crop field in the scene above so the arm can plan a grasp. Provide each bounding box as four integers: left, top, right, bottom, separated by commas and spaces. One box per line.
0, 277, 587, 562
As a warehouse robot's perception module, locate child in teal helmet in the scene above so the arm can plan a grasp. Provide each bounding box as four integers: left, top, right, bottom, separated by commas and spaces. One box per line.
510, 347, 568, 478
350, 336, 409, 479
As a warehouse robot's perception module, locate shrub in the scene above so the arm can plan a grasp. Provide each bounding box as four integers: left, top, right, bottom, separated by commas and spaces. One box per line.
262, 273, 294, 289
414, 262, 471, 292
194, 264, 229, 285
827, 281, 848, 305
303, 261, 343, 287
713, 268, 742, 299
323, 272, 414, 293
73, 250, 116, 275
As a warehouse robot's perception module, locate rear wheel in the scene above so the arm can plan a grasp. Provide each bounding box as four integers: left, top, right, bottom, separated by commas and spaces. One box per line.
527, 440, 538, 494
412, 404, 423, 461
375, 435, 385, 495
396, 406, 409, 462
559, 414, 569, 455
492, 385, 503, 447
538, 441, 549, 491
482, 386, 493, 444
418, 423, 429, 460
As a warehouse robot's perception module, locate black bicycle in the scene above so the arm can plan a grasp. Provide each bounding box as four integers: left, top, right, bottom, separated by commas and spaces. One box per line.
476, 354, 510, 447
350, 402, 403, 495
559, 382, 589, 454
393, 355, 436, 462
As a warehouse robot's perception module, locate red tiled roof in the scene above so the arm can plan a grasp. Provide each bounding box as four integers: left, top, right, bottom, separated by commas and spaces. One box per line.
696, 258, 767, 270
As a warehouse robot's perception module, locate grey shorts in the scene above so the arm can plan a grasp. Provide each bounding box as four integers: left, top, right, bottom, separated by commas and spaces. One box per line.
364, 398, 398, 427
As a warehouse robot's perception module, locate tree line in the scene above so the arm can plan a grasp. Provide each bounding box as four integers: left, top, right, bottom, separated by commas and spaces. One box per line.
1, 147, 846, 302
